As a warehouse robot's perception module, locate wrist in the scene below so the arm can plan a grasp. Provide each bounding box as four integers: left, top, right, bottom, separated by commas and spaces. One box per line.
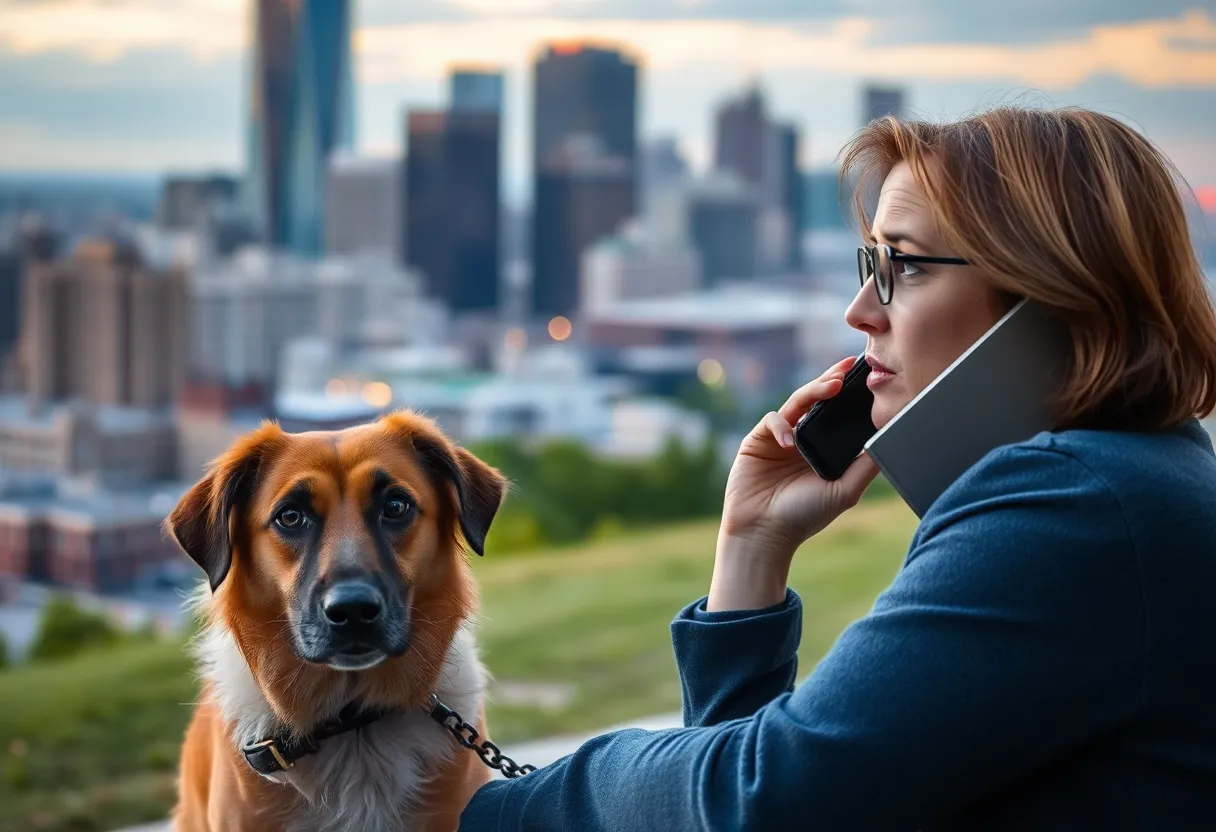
707, 531, 795, 612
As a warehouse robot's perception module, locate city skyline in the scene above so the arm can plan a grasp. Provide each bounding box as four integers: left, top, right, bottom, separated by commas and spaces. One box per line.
0, 1, 1213, 207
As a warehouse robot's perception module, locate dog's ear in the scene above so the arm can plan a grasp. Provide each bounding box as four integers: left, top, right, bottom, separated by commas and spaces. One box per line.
413, 435, 508, 557
164, 423, 284, 591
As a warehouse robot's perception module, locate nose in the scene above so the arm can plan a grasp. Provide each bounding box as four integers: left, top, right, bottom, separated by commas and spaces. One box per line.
321, 581, 384, 635
844, 279, 889, 336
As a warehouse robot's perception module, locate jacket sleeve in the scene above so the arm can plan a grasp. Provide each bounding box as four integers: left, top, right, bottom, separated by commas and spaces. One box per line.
670, 588, 803, 727
460, 445, 1146, 832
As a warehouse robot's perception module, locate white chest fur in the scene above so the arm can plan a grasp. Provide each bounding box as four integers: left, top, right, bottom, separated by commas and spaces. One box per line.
193, 623, 488, 832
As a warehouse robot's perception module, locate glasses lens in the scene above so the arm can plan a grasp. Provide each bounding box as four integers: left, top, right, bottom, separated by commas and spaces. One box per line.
875, 245, 893, 303
856, 248, 870, 289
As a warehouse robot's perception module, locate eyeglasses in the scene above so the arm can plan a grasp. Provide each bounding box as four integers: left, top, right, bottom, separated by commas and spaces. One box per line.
857, 244, 970, 305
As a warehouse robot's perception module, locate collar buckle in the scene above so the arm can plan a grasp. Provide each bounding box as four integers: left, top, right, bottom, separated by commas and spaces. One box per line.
242, 737, 295, 775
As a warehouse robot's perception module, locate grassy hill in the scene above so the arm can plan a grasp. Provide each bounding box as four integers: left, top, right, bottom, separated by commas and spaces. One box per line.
0, 498, 919, 831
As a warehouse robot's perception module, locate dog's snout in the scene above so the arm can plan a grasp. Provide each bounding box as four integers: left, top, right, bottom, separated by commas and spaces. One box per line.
322, 582, 384, 631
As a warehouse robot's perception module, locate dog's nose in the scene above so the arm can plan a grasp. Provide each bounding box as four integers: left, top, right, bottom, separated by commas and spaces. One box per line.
321, 582, 384, 633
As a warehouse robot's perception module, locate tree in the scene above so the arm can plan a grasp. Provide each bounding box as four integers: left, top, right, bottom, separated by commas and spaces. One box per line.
28, 594, 122, 663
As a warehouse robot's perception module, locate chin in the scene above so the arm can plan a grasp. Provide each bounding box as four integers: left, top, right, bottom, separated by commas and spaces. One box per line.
870, 400, 899, 431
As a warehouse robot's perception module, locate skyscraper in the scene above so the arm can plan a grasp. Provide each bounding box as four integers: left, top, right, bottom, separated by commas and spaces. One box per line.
451, 68, 504, 114
246, 0, 354, 257
715, 86, 768, 190
862, 84, 906, 126
325, 153, 400, 258
771, 122, 804, 270
532, 42, 639, 317
23, 236, 187, 413
533, 138, 634, 318
405, 107, 501, 312
712, 85, 804, 272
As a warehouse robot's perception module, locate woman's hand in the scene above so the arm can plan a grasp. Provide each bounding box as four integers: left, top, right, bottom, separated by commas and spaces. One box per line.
708, 356, 881, 611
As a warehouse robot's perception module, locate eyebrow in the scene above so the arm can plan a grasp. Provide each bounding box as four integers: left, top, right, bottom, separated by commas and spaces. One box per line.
270, 479, 315, 516
872, 226, 930, 254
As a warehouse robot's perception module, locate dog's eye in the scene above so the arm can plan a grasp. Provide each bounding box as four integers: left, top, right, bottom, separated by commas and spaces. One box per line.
274, 506, 306, 529
383, 498, 410, 520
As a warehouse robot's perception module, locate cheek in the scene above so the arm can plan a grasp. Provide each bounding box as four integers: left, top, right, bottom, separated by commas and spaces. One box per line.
399, 520, 454, 589
896, 283, 1004, 392
246, 536, 302, 602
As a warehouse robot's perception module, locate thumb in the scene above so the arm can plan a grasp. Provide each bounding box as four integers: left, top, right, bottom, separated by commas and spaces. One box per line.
837, 451, 881, 506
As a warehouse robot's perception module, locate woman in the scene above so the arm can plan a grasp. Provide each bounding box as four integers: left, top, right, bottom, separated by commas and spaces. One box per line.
460, 106, 1216, 830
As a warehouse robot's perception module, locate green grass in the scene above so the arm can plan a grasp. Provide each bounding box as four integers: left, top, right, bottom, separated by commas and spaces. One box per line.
0, 498, 919, 831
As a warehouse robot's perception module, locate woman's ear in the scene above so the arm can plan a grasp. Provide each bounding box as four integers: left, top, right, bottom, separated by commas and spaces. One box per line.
164, 422, 284, 591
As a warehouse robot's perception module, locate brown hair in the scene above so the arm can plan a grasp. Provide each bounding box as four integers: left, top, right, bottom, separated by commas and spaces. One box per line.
839, 106, 1216, 432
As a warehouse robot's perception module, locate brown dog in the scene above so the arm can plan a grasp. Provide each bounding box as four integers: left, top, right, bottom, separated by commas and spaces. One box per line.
165, 411, 507, 831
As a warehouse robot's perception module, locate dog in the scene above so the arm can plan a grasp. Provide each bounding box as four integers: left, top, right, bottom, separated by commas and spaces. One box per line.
165, 411, 508, 832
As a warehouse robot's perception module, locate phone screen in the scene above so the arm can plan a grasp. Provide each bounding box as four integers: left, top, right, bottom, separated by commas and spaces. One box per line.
793, 357, 878, 480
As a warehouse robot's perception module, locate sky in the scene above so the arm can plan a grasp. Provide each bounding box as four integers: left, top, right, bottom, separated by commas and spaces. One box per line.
0, 0, 1214, 207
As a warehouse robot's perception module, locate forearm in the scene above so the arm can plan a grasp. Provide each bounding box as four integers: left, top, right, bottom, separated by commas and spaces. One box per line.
707, 531, 794, 612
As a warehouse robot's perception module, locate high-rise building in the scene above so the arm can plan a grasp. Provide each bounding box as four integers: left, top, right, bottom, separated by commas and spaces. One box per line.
246, 0, 354, 257
580, 220, 700, 315
711, 86, 804, 273
533, 137, 634, 318
532, 42, 639, 317
451, 68, 504, 114
22, 236, 187, 413
863, 84, 906, 125
770, 122, 804, 270
405, 107, 501, 313
804, 169, 850, 230
641, 137, 690, 216
715, 86, 768, 190
533, 43, 638, 174
652, 175, 761, 286
0, 239, 22, 390
157, 174, 240, 231
325, 153, 401, 259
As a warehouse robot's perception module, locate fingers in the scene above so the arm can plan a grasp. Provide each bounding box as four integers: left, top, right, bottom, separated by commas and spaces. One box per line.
766, 411, 795, 449
747, 410, 795, 450
777, 355, 859, 423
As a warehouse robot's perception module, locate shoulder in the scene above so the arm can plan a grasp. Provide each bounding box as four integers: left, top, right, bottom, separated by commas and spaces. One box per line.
913, 422, 1213, 566
897, 433, 1143, 616
909, 429, 1137, 570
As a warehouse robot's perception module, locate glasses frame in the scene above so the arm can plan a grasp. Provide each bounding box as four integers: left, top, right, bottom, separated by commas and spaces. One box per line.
857, 244, 970, 305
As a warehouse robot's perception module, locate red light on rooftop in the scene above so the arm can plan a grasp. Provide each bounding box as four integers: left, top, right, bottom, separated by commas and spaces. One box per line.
1197, 186, 1216, 215
551, 41, 584, 56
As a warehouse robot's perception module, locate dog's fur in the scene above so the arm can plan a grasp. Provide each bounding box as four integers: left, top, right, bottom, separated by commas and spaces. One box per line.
166, 411, 507, 831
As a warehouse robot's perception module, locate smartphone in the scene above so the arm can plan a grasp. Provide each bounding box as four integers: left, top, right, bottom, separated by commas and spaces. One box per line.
793, 354, 877, 481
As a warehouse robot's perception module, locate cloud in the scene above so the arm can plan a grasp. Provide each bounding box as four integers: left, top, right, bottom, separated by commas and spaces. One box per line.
357, 10, 1216, 89
0, 0, 243, 62
0, 0, 1212, 191
358, 0, 1211, 47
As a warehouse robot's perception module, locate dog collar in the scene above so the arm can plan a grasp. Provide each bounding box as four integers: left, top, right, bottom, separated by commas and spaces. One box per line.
242, 699, 391, 776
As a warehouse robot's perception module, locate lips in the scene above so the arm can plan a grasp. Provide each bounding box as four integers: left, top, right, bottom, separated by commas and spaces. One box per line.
866, 356, 895, 376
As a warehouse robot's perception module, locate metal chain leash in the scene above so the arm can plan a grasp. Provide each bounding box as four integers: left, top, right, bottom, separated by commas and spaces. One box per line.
427, 694, 538, 779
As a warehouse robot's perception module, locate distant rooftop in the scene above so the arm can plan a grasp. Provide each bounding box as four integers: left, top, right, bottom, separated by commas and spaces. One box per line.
275, 391, 386, 423
0, 477, 189, 530
0, 396, 174, 433
329, 151, 400, 173
587, 286, 850, 331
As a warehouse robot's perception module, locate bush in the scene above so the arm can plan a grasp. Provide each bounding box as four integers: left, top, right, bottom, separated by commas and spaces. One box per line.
0, 630, 9, 670
27, 594, 123, 663
467, 435, 729, 556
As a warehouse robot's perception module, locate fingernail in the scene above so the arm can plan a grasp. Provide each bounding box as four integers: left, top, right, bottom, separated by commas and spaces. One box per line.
781, 432, 794, 448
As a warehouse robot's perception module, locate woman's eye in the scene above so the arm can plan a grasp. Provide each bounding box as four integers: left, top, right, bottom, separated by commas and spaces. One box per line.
383, 498, 411, 520
898, 261, 926, 278
275, 506, 306, 530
